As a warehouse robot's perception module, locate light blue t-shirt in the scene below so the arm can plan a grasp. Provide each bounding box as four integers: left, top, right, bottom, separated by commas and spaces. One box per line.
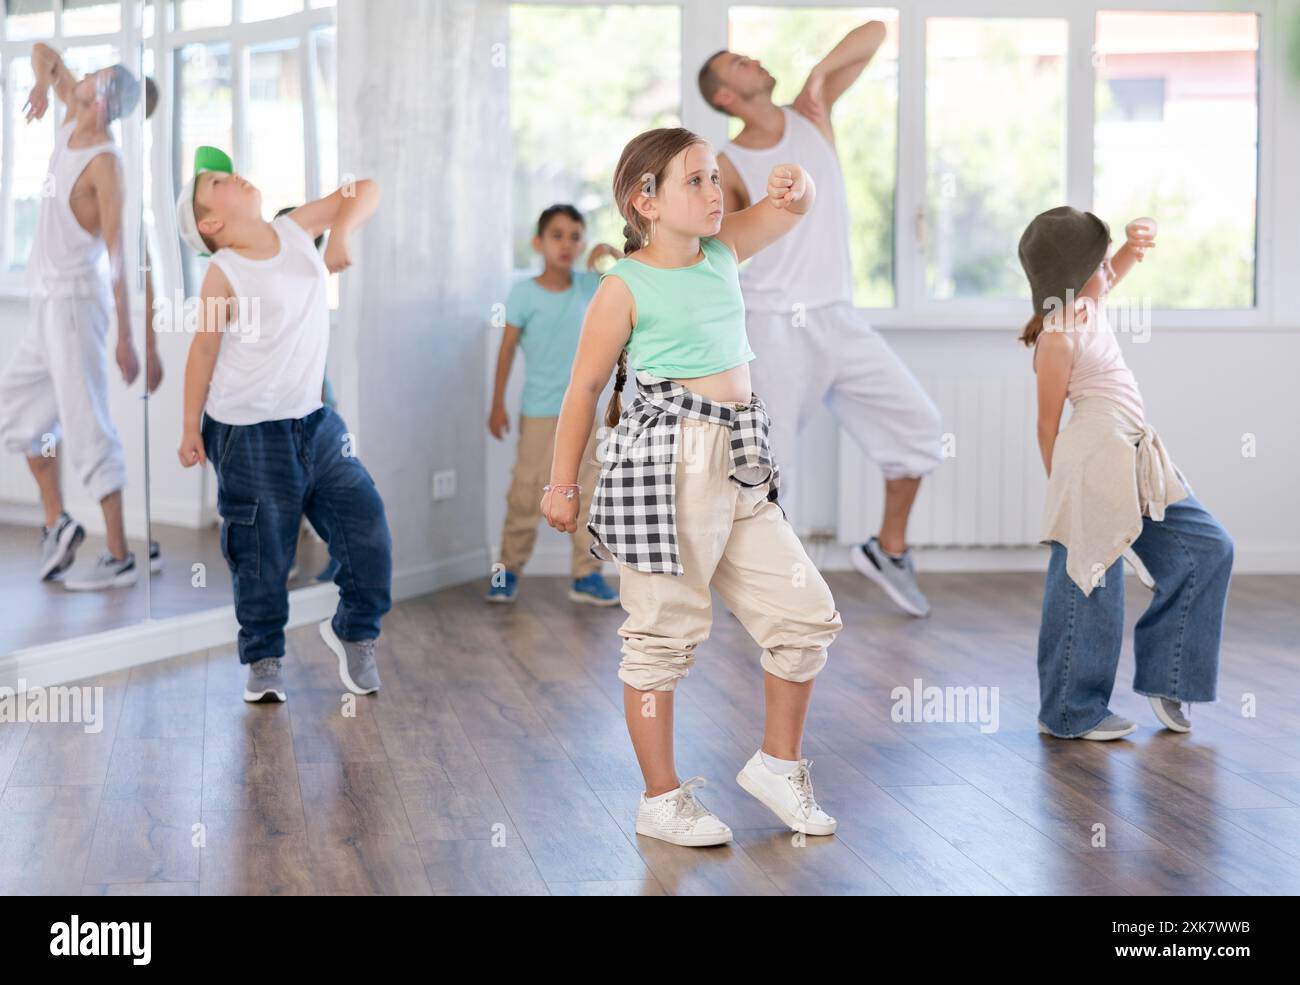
505, 270, 601, 417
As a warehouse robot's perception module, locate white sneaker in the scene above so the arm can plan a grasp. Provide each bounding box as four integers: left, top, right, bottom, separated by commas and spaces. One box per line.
634, 776, 733, 847
736, 751, 837, 836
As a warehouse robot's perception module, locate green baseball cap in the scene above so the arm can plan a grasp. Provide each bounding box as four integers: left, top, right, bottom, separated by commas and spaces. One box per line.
175, 145, 234, 256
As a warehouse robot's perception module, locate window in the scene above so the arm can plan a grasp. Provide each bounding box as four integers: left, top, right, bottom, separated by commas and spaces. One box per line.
4, 0, 55, 41
174, 41, 232, 288
5, 56, 55, 272
61, 1, 121, 35
242, 0, 302, 22
312, 26, 338, 192
728, 7, 898, 308
1103, 79, 1165, 123
1093, 11, 1259, 309
177, 0, 231, 30
924, 17, 1067, 303
246, 39, 306, 213
509, 4, 681, 270
0, 6, 134, 281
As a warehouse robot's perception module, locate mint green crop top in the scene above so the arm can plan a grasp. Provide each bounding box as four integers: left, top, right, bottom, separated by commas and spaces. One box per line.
600, 236, 756, 379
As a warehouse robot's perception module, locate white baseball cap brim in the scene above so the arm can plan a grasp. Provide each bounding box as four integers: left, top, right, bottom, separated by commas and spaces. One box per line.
175, 173, 210, 256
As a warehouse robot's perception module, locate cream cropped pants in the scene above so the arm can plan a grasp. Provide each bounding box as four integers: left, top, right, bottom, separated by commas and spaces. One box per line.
616, 416, 843, 692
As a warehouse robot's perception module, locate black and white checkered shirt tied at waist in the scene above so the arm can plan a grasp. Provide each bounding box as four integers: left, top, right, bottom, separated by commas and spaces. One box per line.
586, 371, 784, 575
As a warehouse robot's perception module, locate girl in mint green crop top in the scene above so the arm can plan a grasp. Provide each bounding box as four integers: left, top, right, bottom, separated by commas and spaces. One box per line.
599, 235, 756, 379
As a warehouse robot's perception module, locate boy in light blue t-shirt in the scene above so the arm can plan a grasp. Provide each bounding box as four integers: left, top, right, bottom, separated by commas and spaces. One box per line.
487, 205, 621, 604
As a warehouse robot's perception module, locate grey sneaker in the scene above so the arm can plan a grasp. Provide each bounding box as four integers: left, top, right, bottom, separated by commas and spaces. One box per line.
1149, 696, 1191, 733
244, 657, 287, 703
1038, 714, 1137, 741
62, 551, 138, 591
40, 512, 85, 581
850, 537, 930, 617
319, 619, 380, 695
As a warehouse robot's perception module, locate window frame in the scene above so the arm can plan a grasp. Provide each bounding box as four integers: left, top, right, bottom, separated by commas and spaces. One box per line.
512, 0, 1286, 331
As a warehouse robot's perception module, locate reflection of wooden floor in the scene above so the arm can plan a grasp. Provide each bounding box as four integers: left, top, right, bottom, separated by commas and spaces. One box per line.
2, 572, 1297, 896
0, 520, 332, 652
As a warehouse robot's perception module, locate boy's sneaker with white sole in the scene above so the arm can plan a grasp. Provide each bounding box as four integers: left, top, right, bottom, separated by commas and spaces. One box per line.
62, 551, 138, 591
634, 776, 733, 847
736, 752, 837, 836
244, 657, 287, 702
1038, 713, 1137, 741
485, 570, 519, 603
319, 618, 381, 695
40, 512, 84, 581
569, 572, 619, 606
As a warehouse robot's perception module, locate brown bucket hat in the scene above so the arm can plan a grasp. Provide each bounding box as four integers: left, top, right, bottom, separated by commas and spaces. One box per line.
1018, 206, 1111, 317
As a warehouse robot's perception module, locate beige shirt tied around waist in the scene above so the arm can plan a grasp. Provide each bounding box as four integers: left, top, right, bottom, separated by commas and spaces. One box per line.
1041, 395, 1190, 596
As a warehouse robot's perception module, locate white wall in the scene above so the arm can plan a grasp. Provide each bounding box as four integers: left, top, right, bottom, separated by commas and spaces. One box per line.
336, 0, 511, 591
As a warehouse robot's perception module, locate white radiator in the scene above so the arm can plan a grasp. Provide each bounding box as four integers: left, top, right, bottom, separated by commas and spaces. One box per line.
837, 376, 1049, 547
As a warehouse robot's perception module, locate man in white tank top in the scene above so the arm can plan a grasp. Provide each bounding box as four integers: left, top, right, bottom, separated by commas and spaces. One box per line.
0, 45, 157, 591
702, 21, 942, 617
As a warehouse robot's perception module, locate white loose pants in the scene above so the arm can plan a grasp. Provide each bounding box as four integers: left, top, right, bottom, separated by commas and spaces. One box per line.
0, 288, 126, 501
746, 301, 942, 506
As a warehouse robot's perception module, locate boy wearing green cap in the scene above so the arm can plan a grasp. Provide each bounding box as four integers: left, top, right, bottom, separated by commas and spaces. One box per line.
175, 149, 391, 703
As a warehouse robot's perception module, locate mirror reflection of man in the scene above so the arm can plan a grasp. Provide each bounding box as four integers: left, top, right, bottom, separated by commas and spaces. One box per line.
0, 45, 161, 590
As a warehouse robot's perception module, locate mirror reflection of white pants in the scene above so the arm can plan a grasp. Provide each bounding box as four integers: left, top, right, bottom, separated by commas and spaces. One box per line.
0, 288, 126, 502
746, 301, 943, 509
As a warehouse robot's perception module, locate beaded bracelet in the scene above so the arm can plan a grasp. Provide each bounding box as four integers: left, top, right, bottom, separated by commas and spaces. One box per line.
543, 482, 581, 500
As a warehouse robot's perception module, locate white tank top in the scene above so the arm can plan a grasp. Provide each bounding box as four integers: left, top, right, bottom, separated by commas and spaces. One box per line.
719, 106, 855, 313
27, 119, 123, 298
205, 215, 330, 426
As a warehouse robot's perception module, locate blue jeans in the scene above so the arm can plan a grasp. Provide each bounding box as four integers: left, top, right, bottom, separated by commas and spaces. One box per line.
1037, 492, 1233, 737
202, 406, 393, 664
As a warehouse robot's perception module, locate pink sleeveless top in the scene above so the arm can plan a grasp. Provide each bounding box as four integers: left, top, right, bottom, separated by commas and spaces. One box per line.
1037, 306, 1145, 423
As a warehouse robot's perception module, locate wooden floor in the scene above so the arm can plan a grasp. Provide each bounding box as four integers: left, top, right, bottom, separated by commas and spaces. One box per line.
0, 520, 331, 652
2, 570, 1298, 895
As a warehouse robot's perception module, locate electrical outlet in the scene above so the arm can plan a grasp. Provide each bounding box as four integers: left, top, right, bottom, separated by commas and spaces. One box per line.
432, 468, 456, 501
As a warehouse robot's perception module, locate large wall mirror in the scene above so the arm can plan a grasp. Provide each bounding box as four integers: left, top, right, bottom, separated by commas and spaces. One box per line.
0, 0, 338, 658
1, 0, 149, 652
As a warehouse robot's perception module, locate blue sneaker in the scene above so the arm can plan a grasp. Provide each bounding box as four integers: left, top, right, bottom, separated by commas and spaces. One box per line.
485, 569, 519, 603
570, 572, 619, 606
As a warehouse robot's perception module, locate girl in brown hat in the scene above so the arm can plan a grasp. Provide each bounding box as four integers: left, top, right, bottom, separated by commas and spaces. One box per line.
1018, 207, 1233, 741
